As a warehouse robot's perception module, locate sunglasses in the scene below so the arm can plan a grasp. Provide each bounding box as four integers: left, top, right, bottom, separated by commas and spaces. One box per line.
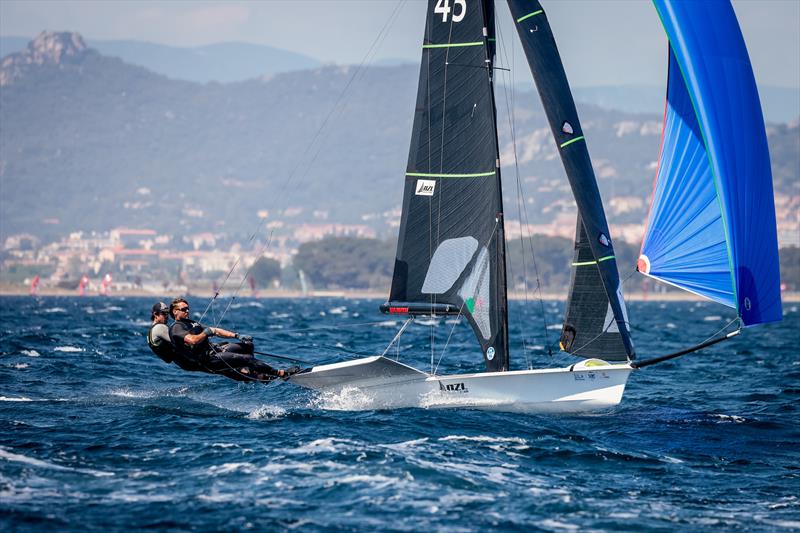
176, 307, 189, 312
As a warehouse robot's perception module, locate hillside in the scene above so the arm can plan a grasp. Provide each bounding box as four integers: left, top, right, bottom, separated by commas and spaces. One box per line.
1, 32, 798, 246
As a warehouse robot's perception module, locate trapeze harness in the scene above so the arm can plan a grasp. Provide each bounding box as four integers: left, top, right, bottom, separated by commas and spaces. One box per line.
147, 323, 175, 364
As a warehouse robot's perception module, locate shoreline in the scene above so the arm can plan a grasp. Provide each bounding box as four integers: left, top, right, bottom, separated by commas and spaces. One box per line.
3, 286, 799, 303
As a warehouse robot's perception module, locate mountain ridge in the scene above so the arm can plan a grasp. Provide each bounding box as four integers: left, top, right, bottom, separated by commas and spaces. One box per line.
1, 32, 797, 248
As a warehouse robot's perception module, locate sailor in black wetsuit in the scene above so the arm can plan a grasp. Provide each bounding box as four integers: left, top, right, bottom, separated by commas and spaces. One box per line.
167, 298, 298, 382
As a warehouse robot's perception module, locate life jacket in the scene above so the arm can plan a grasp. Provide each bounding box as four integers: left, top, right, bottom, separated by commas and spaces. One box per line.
148, 323, 176, 363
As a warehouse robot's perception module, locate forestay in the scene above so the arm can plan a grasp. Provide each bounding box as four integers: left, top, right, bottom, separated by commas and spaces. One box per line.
639, 0, 782, 326
384, 0, 509, 371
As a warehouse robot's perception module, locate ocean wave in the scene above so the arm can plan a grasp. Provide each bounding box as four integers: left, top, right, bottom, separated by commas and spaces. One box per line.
0, 396, 33, 402
54, 346, 85, 352
21, 349, 40, 357
0, 447, 113, 477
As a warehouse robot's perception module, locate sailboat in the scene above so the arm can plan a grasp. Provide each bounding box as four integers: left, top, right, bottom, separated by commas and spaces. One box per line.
291, 0, 782, 413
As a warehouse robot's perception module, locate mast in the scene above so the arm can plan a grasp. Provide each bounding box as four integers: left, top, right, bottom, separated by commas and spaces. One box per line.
382, 0, 509, 371
484, 0, 510, 371
507, 0, 635, 361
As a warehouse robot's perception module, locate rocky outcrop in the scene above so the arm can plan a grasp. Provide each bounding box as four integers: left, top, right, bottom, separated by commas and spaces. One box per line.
1, 31, 89, 86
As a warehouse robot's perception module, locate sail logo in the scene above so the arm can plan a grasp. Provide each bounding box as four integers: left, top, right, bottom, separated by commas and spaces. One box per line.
415, 179, 436, 196
439, 381, 469, 393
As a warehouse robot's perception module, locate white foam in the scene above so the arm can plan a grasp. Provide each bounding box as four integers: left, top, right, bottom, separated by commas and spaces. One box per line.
42, 307, 67, 313
336, 474, 402, 489
757, 519, 800, 529
12, 363, 29, 369
54, 346, 84, 353
207, 462, 256, 475
0, 396, 33, 402
437, 492, 495, 505
0, 448, 113, 477
109, 388, 157, 399
211, 443, 239, 449
376, 320, 398, 327
311, 386, 377, 411
381, 438, 429, 451
537, 519, 579, 531
711, 413, 746, 423
703, 315, 723, 321
107, 491, 173, 503
439, 435, 527, 445
329, 306, 347, 315
291, 438, 354, 454
21, 350, 40, 357
247, 405, 287, 420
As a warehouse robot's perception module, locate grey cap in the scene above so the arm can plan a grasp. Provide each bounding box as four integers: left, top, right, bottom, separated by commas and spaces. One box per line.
151, 302, 169, 315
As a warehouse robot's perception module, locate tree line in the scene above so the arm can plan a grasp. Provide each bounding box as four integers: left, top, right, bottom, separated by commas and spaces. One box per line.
263, 236, 799, 293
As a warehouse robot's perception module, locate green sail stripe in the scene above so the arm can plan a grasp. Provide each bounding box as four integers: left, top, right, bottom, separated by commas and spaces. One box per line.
516, 10, 544, 23
423, 41, 484, 49
572, 255, 615, 267
406, 171, 496, 178
559, 135, 586, 148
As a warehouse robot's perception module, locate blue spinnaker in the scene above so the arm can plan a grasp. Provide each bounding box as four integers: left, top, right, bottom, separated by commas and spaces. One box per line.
640, 0, 782, 326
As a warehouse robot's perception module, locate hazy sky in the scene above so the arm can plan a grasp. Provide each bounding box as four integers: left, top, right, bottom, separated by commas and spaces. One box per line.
1, 0, 798, 88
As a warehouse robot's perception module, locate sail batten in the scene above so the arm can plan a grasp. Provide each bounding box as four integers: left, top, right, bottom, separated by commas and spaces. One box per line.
642, 0, 782, 325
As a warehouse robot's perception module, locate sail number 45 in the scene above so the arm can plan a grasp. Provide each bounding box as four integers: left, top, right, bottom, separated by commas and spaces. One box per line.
435, 0, 466, 22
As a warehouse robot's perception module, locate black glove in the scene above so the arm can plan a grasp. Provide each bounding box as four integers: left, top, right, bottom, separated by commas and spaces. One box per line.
239, 335, 253, 343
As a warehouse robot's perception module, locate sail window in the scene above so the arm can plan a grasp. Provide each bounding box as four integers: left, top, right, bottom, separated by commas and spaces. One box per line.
421, 237, 478, 294
561, 121, 574, 134
459, 247, 492, 339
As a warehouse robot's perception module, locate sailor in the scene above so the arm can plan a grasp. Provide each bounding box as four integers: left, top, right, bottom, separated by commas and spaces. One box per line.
147, 301, 203, 371
147, 302, 177, 364
167, 298, 299, 382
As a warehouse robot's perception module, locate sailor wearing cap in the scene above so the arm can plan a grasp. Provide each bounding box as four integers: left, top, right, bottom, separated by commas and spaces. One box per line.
147, 301, 176, 364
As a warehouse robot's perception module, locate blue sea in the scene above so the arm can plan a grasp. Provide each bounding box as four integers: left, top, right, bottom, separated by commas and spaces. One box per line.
1, 296, 798, 531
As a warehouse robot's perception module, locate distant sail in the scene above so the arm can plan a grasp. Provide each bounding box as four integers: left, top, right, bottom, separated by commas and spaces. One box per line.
640, 0, 782, 326
385, 0, 509, 371
508, 0, 635, 361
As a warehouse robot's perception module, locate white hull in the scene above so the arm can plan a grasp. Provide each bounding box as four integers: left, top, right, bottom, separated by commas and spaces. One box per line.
290, 356, 633, 414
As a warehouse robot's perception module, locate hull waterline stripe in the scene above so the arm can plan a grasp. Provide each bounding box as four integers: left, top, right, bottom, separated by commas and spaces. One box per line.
406, 171, 496, 178
560, 135, 585, 148
423, 41, 484, 49
516, 10, 544, 23
572, 255, 616, 267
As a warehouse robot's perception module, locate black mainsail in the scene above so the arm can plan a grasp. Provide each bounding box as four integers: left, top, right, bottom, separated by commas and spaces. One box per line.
382, 0, 509, 371
508, 0, 635, 361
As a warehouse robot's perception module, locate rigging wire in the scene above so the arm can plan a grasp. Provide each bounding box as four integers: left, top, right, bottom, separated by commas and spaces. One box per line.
494, 8, 552, 363
194, 0, 408, 328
